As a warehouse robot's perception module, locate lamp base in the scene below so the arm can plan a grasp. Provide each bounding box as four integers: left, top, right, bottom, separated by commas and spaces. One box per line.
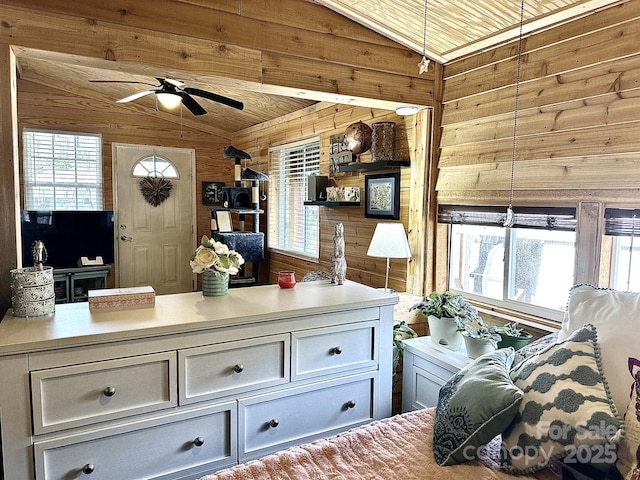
376, 287, 398, 296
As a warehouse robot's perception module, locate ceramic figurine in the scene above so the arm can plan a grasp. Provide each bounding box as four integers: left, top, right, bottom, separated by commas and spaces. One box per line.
330, 223, 347, 285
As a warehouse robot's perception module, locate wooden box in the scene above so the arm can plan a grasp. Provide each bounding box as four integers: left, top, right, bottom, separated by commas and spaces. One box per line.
88, 286, 155, 310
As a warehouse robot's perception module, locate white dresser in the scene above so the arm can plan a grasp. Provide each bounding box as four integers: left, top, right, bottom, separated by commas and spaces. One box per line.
401, 336, 471, 413
0, 280, 396, 480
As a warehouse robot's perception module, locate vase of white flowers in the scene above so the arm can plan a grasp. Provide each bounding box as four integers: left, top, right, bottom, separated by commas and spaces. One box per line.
190, 235, 244, 296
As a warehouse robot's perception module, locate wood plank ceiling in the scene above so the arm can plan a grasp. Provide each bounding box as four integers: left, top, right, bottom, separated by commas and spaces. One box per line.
14, 0, 624, 137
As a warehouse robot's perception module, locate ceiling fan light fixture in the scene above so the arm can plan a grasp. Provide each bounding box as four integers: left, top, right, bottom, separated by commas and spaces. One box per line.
156, 92, 182, 109
395, 105, 422, 116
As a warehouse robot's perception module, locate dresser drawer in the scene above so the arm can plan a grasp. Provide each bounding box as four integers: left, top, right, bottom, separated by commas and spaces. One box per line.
239, 374, 375, 461
291, 321, 378, 381
31, 352, 177, 434
179, 334, 290, 405
34, 402, 236, 480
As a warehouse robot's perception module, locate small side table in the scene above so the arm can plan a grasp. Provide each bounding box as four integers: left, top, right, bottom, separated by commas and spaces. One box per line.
401, 336, 472, 413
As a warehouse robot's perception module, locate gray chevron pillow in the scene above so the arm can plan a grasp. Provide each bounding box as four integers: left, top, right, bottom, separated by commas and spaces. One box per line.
500, 324, 624, 474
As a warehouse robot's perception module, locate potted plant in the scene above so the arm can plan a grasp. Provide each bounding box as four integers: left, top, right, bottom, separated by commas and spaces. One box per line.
496, 322, 533, 351
190, 235, 244, 296
392, 321, 418, 388
461, 319, 502, 359
410, 291, 482, 351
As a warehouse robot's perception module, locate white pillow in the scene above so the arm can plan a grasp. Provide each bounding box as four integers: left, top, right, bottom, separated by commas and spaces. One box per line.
559, 284, 640, 414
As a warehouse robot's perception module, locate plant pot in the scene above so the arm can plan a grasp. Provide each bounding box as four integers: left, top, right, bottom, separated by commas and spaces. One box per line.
201, 271, 229, 297
497, 331, 533, 351
463, 335, 496, 359
428, 315, 463, 350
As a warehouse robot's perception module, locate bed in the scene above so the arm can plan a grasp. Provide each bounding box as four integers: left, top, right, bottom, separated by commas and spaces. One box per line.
198, 407, 560, 480
199, 285, 639, 480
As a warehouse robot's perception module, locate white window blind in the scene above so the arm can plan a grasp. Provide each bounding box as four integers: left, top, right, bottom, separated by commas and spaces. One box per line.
268, 138, 320, 259
23, 129, 103, 210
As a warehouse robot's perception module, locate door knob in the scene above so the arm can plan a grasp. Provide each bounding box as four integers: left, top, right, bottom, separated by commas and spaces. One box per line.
120, 235, 133, 242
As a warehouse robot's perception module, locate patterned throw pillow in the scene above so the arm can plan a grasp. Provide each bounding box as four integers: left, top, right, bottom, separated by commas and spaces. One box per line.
512, 332, 559, 370
501, 324, 624, 475
616, 358, 640, 480
433, 348, 523, 466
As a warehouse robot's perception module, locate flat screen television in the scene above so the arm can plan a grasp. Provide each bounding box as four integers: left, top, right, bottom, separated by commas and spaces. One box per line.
21, 210, 115, 269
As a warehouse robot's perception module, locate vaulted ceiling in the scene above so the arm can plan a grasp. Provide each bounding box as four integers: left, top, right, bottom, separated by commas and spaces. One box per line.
14, 0, 623, 137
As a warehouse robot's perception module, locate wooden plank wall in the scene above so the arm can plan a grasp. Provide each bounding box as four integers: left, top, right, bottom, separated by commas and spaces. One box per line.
232, 104, 426, 292
435, 0, 640, 290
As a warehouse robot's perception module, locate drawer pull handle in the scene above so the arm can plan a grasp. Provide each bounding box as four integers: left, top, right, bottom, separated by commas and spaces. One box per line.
194, 436, 205, 447
269, 418, 280, 428
330, 346, 342, 355
233, 364, 244, 373
103, 386, 116, 397
346, 400, 356, 409
82, 463, 95, 475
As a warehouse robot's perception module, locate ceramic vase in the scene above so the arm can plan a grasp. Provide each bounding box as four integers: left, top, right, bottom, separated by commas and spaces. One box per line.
497, 331, 533, 351
463, 335, 496, 359
201, 271, 229, 297
428, 315, 463, 350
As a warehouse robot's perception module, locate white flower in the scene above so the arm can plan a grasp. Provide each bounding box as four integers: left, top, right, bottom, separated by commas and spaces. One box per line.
190, 236, 244, 275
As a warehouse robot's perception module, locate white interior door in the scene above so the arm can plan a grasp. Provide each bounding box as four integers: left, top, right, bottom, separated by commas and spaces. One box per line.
113, 144, 194, 295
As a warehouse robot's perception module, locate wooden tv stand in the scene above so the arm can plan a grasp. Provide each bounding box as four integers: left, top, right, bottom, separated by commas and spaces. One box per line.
0, 281, 396, 480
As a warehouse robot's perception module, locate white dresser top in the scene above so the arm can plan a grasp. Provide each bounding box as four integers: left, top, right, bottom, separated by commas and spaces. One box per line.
402, 336, 472, 370
0, 280, 398, 356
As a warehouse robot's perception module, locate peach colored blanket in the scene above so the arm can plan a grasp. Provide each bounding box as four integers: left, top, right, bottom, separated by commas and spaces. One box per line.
198, 408, 560, 480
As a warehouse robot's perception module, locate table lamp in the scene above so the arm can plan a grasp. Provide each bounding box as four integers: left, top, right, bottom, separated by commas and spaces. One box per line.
366, 223, 412, 294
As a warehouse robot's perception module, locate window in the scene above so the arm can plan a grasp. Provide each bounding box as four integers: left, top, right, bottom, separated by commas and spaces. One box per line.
23, 129, 102, 210
132, 155, 179, 178
268, 138, 320, 259
605, 208, 640, 292
442, 206, 577, 320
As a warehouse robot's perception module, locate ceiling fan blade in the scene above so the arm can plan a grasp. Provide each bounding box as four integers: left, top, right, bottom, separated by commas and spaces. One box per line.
117, 90, 155, 103
183, 87, 244, 110
160, 78, 185, 88
176, 92, 207, 116
90, 80, 159, 87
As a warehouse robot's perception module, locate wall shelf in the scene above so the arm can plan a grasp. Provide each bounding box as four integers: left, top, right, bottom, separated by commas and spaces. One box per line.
338, 160, 410, 172
304, 201, 361, 207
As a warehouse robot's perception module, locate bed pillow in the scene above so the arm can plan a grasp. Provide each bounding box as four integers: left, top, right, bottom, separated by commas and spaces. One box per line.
616, 357, 640, 480
501, 324, 624, 475
559, 284, 639, 414
433, 347, 523, 466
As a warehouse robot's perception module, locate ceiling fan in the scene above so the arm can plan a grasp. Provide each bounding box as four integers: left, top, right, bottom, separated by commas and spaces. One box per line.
89, 77, 244, 116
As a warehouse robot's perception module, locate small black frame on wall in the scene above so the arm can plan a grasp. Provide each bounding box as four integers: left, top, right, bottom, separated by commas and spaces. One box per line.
202, 181, 225, 205
364, 172, 400, 220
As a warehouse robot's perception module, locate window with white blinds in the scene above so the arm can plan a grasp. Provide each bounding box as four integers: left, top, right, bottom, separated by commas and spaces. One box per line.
268, 138, 320, 259
23, 129, 103, 210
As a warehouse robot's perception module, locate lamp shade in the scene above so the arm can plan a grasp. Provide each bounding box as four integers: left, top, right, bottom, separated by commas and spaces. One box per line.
156, 92, 182, 109
367, 223, 412, 259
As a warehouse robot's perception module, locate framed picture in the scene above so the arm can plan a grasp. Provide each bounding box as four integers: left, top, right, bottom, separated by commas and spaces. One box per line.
364, 172, 400, 220
202, 181, 225, 205
215, 210, 233, 232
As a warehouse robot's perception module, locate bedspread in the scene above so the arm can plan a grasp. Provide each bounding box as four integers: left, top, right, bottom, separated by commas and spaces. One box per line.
198, 407, 561, 480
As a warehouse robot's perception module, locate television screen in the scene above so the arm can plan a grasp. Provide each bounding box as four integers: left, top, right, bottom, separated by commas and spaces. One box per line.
21, 210, 115, 269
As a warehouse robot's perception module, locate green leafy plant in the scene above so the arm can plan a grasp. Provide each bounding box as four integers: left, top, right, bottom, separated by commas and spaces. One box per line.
393, 320, 418, 358
461, 319, 502, 347
500, 321, 529, 338
410, 291, 482, 330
